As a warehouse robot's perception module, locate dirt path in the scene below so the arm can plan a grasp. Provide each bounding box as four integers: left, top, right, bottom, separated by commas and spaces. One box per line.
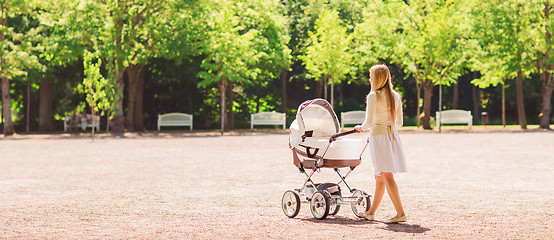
0, 130, 552, 239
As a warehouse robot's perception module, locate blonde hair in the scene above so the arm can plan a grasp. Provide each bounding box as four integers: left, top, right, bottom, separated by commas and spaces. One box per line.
370, 64, 396, 123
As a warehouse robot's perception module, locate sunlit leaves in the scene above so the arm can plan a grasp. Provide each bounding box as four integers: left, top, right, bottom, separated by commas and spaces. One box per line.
197, 0, 291, 87
470, 0, 539, 87
0, 0, 43, 79
300, 9, 352, 84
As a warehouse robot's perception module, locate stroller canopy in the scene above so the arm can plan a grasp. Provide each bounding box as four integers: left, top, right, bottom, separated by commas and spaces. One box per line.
290, 99, 340, 147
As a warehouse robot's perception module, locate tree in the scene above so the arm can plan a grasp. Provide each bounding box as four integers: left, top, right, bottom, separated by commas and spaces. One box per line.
534, 0, 554, 129
197, 0, 290, 133
0, 0, 42, 136
47, 0, 179, 133
246, 0, 291, 115
390, 0, 472, 129
350, 0, 396, 90
77, 51, 105, 140
300, 9, 352, 107
470, 0, 538, 129
96, 0, 178, 133
37, 0, 87, 132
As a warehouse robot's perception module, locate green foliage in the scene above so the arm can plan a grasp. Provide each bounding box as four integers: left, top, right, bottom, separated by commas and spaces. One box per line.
350, 0, 397, 78
470, 0, 539, 88
37, 0, 86, 66
2, 0, 552, 131
0, 0, 43, 79
197, 0, 267, 87
394, 0, 472, 85
300, 9, 352, 84
97, 70, 121, 119
195, 0, 292, 131
77, 50, 121, 118
77, 51, 104, 114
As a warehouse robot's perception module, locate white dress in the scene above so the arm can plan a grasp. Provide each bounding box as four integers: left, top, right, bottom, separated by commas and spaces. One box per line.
360, 91, 407, 175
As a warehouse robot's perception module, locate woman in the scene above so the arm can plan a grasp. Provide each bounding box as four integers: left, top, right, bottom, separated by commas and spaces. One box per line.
354, 64, 407, 223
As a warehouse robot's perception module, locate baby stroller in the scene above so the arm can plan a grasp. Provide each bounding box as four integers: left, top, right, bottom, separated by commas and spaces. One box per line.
282, 99, 371, 220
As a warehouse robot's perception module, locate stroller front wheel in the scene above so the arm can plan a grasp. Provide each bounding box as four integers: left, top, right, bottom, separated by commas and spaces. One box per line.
282, 190, 301, 218
351, 190, 371, 218
310, 191, 330, 220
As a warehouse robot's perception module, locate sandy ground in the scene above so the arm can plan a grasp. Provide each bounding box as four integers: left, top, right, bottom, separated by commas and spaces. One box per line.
0, 126, 553, 239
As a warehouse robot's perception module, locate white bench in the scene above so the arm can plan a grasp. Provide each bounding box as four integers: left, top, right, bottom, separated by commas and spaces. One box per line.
64, 114, 100, 131
340, 110, 366, 130
157, 112, 193, 131
251, 112, 286, 129
436, 110, 473, 129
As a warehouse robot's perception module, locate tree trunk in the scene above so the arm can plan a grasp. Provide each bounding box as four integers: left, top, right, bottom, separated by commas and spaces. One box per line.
539, 0, 553, 129
111, 69, 126, 134
421, 79, 433, 130
111, 9, 125, 135
338, 83, 344, 104
315, 80, 323, 98
255, 96, 259, 113
226, 81, 234, 130
281, 69, 287, 113
38, 81, 54, 132
0, 8, 13, 136
0, 83, 2, 132
471, 85, 481, 125
502, 83, 506, 127
330, 76, 334, 108
1, 77, 14, 136
539, 69, 553, 129
416, 79, 422, 128
219, 79, 226, 135
106, 109, 111, 136
323, 78, 328, 101
134, 69, 145, 131
91, 109, 96, 141
452, 80, 459, 109
125, 65, 143, 132
26, 80, 30, 133
125, 72, 137, 132
515, 70, 527, 129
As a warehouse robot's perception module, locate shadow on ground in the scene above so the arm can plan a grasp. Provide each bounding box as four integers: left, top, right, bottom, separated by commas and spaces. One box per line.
300, 216, 375, 225
379, 223, 431, 233
299, 216, 431, 234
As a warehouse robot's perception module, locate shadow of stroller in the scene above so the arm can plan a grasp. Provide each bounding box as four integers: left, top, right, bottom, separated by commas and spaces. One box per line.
379, 223, 431, 234
300, 216, 377, 225
300, 216, 431, 234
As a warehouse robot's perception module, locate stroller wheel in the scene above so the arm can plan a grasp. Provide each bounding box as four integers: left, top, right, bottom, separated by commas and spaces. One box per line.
316, 183, 341, 216
282, 190, 301, 218
310, 191, 330, 220
351, 190, 371, 218
329, 204, 340, 216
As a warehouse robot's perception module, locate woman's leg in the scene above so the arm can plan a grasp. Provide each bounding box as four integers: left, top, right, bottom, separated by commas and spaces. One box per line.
381, 172, 405, 217
365, 174, 385, 215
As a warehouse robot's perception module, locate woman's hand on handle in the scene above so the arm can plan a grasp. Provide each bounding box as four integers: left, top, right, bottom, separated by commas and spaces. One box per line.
354, 125, 362, 132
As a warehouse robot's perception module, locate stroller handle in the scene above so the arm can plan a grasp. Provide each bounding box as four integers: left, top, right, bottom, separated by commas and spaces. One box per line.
329, 129, 359, 142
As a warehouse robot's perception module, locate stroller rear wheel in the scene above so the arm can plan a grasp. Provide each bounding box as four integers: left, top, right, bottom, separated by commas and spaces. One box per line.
310, 191, 330, 220
329, 204, 340, 216
351, 190, 371, 218
316, 183, 341, 216
282, 190, 301, 218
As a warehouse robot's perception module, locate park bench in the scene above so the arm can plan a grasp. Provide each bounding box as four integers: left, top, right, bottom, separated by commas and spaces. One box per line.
340, 110, 366, 130
436, 109, 473, 129
64, 114, 100, 132
157, 112, 193, 131
251, 112, 286, 129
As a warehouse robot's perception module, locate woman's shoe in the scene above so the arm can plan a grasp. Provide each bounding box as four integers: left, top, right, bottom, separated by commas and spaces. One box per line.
359, 212, 374, 221
384, 215, 406, 224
